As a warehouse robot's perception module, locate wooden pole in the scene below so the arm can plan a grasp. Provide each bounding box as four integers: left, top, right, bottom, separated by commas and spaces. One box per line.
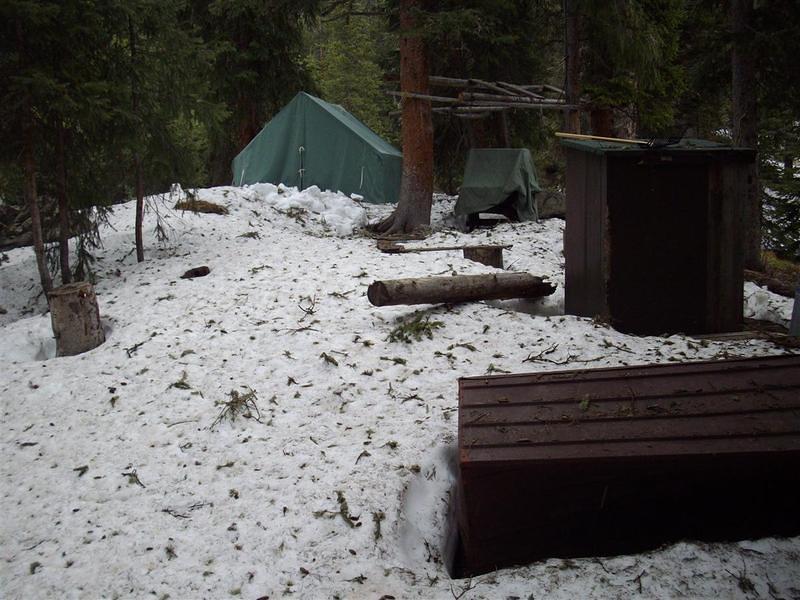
496, 81, 545, 100
555, 132, 649, 145
460, 92, 565, 105
470, 101, 577, 110
540, 84, 566, 95
367, 273, 556, 307
430, 107, 508, 113
387, 90, 460, 104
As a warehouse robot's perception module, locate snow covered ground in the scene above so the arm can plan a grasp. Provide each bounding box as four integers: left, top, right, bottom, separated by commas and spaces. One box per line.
1, 184, 797, 599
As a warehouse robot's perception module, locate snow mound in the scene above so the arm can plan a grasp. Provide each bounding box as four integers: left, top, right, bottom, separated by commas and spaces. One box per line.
744, 281, 795, 327
246, 183, 366, 236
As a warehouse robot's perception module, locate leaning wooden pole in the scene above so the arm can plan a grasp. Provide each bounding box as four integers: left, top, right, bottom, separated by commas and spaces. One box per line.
367, 273, 556, 307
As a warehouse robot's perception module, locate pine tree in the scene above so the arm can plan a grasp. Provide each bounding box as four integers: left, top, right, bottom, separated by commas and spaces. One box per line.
194, 0, 319, 185
308, 3, 396, 142
580, 0, 686, 137
116, 0, 222, 262
754, 0, 800, 260
1, 1, 61, 295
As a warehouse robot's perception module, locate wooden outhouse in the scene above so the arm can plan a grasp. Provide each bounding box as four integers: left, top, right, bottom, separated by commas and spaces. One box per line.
561, 139, 754, 335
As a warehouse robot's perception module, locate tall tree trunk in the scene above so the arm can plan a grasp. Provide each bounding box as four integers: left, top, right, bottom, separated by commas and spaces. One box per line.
129, 16, 145, 263
494, 111, 510, 147
564, 0, 581, 133
369, 0, 434, 235
17, 20, 52, 296
590, 107, 614, 137
56, 121, 72, 284
234, 24, 259, 154
731, 0, 761, 270
236, 95, 259, 152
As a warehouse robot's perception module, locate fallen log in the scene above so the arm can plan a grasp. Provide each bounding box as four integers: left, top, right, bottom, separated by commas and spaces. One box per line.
367, 273, 556, 307
376, 239, 510, 253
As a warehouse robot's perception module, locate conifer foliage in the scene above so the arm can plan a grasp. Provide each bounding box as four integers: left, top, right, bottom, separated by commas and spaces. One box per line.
1, 0, 798, 297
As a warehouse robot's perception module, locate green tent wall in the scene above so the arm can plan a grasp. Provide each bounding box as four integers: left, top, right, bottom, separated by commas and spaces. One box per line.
231, 92, 402, 204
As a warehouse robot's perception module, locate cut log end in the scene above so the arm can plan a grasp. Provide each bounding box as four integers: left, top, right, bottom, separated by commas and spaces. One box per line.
367, 281, 389, 306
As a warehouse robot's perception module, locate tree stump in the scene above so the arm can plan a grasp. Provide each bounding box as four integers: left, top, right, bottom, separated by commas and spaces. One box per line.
48, 281, 105, 357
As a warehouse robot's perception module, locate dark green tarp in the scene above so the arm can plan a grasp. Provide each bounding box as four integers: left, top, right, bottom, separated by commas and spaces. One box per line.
231, 92, 402, 204
455, 148, 540, 221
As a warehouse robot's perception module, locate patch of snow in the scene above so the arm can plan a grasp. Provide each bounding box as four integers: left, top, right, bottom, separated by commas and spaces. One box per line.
246, 183, 367, 236
744, 281, 794, 327
0, 186, 797, 599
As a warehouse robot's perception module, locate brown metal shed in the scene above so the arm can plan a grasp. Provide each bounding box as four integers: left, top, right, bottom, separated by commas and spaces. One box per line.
561, 139, 755, 335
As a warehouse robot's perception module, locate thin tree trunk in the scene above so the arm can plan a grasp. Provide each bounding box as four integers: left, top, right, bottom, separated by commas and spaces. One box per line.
56, 121, 72, 283
134, 159, 144, 262
369, 0, 434, 235
236, 95, 259, 152
23, 108, 52, 296
234, 25, 259, 153
731, 0, 761, 270
494, 111, 510, 147
564, 0, 581, 133
590, 107, 614, 137
783, 156, 793, 181
129, 16, 145, 263
17, 20, 52, 296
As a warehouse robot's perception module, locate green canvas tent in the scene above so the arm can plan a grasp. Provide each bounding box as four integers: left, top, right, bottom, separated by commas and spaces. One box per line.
454, 148, 541, 221
231, 92, 402, 204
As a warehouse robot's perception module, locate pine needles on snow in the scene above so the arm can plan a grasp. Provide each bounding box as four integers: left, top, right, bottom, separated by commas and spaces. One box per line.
211, 388, 262, 429
387, 313, 444, 343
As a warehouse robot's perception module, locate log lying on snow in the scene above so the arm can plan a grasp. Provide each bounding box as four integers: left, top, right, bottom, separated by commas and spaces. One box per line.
377, 239, 511, 254
368, 273, 556, 307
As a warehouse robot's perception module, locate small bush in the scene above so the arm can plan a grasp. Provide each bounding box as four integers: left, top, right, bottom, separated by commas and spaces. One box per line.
211, 388, 261, 429
387, 313, 444, 343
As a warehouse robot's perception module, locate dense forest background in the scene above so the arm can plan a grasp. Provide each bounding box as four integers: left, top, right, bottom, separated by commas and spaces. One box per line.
1, 0, 798, 285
